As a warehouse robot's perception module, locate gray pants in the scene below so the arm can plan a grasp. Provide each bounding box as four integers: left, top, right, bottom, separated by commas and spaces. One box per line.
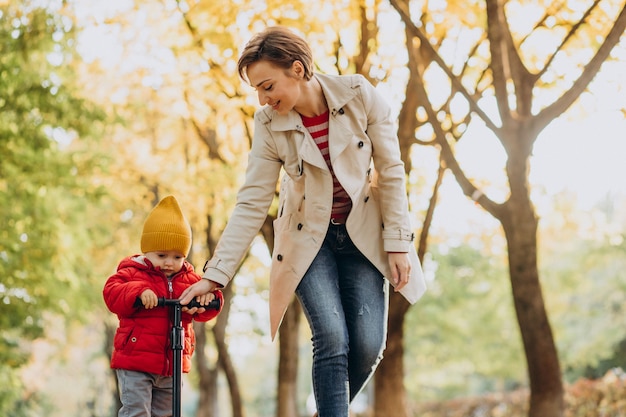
116, 369, 173, 417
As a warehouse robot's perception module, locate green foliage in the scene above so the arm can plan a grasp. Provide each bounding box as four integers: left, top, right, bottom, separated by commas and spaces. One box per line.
0, 1, 107, 413
0, 364, 23, 416
543, 229, 626, 381
405, 243, 526, 401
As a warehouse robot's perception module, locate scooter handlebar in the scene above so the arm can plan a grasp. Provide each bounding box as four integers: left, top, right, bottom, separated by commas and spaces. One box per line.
158, 297, 221, 310
134, 297, 221, 310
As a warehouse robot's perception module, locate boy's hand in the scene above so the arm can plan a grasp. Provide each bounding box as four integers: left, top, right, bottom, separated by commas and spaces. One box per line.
140, 289, 158, 309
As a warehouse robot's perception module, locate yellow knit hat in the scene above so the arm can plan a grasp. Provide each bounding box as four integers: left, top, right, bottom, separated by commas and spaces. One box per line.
140, 195, 192, 257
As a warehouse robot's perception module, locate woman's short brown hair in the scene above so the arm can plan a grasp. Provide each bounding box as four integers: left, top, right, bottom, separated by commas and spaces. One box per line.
237, 26, 314, 82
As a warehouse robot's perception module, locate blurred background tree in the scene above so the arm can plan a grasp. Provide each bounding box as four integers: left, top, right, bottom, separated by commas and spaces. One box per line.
0, 1, 107, 415
382, 0, 626, 415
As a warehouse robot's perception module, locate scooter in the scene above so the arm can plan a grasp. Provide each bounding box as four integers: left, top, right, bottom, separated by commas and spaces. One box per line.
160, 297, 221, 417
134, 296, 221, 417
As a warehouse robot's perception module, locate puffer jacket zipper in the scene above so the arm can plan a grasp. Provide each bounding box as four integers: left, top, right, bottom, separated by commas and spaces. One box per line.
164, 272, 175, 376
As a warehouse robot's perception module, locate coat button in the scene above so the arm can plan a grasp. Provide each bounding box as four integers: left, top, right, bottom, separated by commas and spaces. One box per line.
358, 141, 364, 148
338, 108, 345, 115
297, 223, 303, 230
364, 196, 369, 202
131, 337, 137, 343
277, 254, 283, 261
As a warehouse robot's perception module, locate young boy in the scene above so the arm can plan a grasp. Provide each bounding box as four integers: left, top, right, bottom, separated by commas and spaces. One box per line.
103, 195, 223, 417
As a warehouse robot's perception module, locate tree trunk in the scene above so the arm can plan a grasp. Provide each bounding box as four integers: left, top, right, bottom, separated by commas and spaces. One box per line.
501, 196, 564, 417
276, 299, 302, 417
104, 321, 122, 417
372, 31, 443, 412
195, 283, 244, 417
373, 291, 411, 417
194, 321, 219, 417
259, 214, 304, 417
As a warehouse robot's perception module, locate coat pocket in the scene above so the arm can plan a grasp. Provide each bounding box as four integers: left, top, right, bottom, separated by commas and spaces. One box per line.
277, 174, 305, 218
272, 213, 299, 264
114, 325, 143, 354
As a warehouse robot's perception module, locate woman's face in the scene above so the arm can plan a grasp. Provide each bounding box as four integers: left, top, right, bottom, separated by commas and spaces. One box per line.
246, 60, 303, 115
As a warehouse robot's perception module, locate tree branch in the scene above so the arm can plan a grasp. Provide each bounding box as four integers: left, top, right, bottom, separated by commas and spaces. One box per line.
536, 0, 602, 81
411, 54, 504, 218
182, 90, 227, 162
389, 0, 501, 135
485, 0, 512, 123
536, 2, 626, 128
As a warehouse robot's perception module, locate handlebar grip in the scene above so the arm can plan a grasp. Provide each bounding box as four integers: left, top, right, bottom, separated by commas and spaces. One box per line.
134, 297, 222, 310
158, 297, 221, 310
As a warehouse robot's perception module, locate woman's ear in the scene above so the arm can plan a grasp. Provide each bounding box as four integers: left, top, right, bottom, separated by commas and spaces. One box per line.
292, 60, 305, 79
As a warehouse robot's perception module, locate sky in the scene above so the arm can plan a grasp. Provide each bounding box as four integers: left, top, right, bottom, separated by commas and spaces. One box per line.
532, 109, 626, 208
425, 107, 626, 243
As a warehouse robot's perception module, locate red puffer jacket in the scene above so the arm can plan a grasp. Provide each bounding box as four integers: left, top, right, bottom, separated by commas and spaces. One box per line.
103, 255, 223, 376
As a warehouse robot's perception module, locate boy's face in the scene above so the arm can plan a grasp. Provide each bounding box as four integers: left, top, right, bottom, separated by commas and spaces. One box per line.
144, 250, 185, 277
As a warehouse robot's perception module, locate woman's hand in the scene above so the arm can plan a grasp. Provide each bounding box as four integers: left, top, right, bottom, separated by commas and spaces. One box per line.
179, 279, 219, 314
388, 252, 410, 292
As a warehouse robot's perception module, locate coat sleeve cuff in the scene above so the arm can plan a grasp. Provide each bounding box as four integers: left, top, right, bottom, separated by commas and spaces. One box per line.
382, 229, 415, 252
201, 259, 230, 288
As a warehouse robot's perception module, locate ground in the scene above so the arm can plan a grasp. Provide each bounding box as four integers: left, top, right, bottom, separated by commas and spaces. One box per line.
410, 368, 626, 417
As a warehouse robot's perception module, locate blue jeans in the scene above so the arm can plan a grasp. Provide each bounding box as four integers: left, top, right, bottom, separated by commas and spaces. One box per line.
296, 223, 388, 417
116, 369, 173, 417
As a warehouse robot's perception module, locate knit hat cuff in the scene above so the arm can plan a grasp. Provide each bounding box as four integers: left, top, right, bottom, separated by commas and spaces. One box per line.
141, 231, 191, 257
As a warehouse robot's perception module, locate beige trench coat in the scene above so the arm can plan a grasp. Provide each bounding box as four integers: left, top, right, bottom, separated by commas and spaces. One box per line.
202, 73, 426, 340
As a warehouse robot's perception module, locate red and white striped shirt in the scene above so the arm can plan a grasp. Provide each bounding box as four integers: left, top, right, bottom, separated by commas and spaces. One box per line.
300, 111, 352, 224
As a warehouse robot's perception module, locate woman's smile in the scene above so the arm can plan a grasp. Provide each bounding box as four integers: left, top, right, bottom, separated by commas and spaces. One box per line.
270, 101, 280, 110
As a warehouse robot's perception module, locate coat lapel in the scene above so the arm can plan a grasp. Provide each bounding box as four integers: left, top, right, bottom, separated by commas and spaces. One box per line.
261, 73, 364, 172
316, 73, 361, 163
298, 132, 328, 171
268, 107, 328, 171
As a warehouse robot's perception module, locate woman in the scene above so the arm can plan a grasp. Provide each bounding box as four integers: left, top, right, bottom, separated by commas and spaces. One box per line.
181, 26, 426, 417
